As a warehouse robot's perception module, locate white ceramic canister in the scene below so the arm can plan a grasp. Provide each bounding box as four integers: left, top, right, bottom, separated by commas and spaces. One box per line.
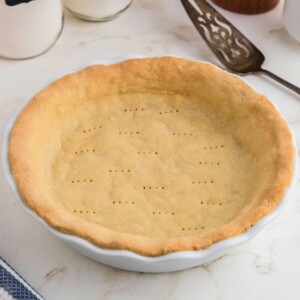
283, 0, 300, 43
0, 0, 63, 60
63, 0, 133, 22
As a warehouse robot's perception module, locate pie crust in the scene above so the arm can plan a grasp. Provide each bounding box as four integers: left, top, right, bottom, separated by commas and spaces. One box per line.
9, 57, 295, 256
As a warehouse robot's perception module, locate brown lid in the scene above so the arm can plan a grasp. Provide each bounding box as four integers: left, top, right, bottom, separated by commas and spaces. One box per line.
212, 0, 279, 14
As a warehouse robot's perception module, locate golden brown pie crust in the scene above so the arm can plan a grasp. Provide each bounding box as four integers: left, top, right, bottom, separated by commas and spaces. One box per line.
9, 57, 295, 256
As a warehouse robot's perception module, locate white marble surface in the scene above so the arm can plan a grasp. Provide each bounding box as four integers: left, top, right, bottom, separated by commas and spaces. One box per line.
1, 0, 300, 299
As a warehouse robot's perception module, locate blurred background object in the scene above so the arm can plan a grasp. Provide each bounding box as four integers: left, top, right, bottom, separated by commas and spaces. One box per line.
212, 0, 279, 14
0, 0, 63, 60
63, 0, 133, 22
283, 0, 300, 43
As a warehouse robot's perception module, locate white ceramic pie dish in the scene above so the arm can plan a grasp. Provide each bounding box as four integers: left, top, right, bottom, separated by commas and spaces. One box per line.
2, 56, 298, 273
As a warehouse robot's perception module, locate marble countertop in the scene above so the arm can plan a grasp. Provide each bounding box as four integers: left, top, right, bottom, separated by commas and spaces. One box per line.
1, 1, 300, 299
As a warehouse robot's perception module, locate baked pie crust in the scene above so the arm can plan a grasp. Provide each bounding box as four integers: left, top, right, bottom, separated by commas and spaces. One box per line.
9, 57, 295, 256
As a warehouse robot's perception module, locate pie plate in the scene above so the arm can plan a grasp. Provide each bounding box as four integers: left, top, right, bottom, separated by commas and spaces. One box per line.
2, 56, 298, 273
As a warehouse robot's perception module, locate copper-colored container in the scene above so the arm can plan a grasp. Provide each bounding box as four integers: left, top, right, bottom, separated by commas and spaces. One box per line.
212, 0, 279, 14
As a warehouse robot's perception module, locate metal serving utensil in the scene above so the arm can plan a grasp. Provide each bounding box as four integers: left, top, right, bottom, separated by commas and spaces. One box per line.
181, 0, 300, 95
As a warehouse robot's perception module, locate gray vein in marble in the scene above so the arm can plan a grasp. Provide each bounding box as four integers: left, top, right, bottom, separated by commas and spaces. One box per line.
232, 249, 276, 276
38, 266, 67, 290
44, 266, 66, 281
167, 25, 200, 44
141, 46, 154, 53
201, 254, 229, 274
255, 262, 274, 275
78, 35, 131, 47
101, 268, 133, 300
134, 1, 163, 11
268, 28, 284, 35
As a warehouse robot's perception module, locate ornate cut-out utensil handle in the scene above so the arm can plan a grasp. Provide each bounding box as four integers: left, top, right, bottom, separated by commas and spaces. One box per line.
181, 0, 262, 71
182, 0, 300, 96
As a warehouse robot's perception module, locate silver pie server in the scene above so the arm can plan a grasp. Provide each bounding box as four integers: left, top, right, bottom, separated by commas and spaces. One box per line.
181, 0, 300, 95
